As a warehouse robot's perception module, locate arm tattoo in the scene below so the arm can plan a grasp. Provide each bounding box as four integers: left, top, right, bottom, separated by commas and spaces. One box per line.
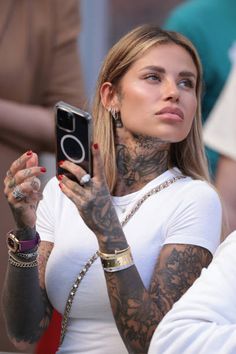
2, 241, 53, 347
105, 244, 212, 353
150, 245, 212, 315
106, 267, 161, 354
82, 185, 126, 251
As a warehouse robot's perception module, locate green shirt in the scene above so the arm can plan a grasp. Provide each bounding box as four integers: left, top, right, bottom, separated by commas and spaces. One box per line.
164, 0, 236, 176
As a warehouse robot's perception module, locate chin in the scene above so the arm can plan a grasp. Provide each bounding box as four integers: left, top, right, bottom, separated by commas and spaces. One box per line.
157, 128, 191, 143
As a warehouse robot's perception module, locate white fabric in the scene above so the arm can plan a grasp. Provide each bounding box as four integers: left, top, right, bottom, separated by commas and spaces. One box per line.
148, 231, 236, 354
36, 168, 222, 354
203, 64, 236, 161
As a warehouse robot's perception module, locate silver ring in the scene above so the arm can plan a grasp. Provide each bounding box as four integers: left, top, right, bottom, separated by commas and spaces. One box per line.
79, 174, 91, 186
12, 186, 26, 201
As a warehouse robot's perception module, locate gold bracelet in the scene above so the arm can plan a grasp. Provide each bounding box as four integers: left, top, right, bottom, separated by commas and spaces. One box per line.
8, 251, 38, 268
98, 246, 134, 272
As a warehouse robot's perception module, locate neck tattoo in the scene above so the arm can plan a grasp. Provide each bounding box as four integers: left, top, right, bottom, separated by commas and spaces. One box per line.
115, 139, 170, 195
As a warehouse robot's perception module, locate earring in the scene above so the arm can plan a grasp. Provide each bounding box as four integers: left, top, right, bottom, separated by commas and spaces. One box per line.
109, 107, 123, 128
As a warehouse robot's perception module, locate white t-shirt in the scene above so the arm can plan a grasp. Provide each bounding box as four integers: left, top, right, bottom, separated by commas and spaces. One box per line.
36, 168, 222, 354
148, 231, 236, 354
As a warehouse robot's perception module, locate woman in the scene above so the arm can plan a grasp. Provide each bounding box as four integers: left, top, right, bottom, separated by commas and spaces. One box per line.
3, 25, 222, 354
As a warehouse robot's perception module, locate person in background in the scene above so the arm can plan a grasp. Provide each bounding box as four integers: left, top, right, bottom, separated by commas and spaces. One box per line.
0, 0, 85, 352
148, 229, 236, 354
163, 0, 236, 178
3, 25, 222, 354
203, 62, 236, 235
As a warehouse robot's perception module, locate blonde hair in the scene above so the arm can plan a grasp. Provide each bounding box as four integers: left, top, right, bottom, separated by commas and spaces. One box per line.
92, 24, 210, 192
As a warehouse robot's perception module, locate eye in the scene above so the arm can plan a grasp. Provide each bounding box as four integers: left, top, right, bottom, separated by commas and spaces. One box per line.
178, 79, 195, 89
144, 73, 161, 82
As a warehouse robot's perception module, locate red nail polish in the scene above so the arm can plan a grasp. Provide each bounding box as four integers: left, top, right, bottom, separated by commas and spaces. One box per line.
59, 160, 65, 166
40, 167, 47, 173
93, 143, 99, 150
58, 174, 63, 180
26, 150, 33, 156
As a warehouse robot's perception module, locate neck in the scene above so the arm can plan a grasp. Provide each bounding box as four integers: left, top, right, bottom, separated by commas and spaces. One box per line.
113, 135, 170, 196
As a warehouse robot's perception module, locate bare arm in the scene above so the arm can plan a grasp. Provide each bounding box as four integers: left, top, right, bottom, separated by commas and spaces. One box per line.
105, 243, 211, 354
2, 239, 53, 351
2, 152, 54, 350
0, 98, 54, 152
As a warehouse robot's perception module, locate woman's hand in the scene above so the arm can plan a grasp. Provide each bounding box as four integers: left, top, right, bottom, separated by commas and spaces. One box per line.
4, 151, 46, 230
58, 144, 123, 251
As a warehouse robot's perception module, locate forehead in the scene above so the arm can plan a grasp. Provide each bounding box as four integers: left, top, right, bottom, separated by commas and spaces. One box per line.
129, 43, 198, 76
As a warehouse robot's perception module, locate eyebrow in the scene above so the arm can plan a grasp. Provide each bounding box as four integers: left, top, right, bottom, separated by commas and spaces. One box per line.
140, 65, 197, 79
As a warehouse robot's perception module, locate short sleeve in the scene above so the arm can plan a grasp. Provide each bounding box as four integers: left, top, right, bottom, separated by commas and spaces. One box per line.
36, 177, 59, 242
163, 181, 222, 254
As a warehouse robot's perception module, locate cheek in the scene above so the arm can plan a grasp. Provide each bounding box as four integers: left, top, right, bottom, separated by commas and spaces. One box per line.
186, 96, 197, 124
120, 85, 157, 121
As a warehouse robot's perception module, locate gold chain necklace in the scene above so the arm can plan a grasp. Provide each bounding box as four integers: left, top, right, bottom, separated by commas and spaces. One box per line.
59, 174, 186, 345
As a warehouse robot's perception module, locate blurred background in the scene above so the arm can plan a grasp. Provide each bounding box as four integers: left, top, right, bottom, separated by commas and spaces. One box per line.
79, 0, 183, 101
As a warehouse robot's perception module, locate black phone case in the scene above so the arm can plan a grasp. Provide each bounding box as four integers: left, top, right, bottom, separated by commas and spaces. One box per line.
55, 101, 93, 179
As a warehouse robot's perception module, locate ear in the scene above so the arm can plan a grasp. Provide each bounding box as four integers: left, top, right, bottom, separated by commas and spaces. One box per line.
100, 82, 119, 110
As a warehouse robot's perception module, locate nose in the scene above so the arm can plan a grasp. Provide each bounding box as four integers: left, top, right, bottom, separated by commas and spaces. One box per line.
162, 79, 180, 102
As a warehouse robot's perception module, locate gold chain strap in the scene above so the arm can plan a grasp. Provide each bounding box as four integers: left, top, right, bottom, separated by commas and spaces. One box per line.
59, 174, 185, 345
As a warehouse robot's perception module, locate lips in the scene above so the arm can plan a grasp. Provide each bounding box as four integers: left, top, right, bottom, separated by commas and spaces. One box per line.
156, 107, 184, 120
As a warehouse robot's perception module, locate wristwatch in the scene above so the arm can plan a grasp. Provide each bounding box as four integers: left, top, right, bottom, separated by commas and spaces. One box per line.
6, 231, 40, 253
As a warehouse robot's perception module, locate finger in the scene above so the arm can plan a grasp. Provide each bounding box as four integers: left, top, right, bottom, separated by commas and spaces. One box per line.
59, 180, 84, 206
4, 151, 38, 187
9, 151, 35, 176
91, 143, 105, 180
26, 152, 39, 168
5, 166, 45, 193
59, 160, 86, 183
59, 174, 86, 197
8, 180, 43, 205
30, 177, 41, 191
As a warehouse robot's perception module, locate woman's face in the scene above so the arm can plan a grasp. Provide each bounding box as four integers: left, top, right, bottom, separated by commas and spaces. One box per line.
116, 43, 198, 143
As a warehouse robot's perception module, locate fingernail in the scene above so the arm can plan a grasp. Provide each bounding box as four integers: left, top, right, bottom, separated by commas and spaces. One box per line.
59, 183, 62, 189
40, 167, 47, 173
59, 160, 64, 166
26, 150, 33, 156
93, 143, 99, 150
58, 174, 63, 181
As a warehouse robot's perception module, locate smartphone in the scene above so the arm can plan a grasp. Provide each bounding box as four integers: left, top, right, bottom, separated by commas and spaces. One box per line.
55, 101, 93, 180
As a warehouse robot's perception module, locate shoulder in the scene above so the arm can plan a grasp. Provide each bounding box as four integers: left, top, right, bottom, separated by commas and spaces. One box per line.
180, 178, 221, 207
171, 176, 221, 208
177, 179, 222, 228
